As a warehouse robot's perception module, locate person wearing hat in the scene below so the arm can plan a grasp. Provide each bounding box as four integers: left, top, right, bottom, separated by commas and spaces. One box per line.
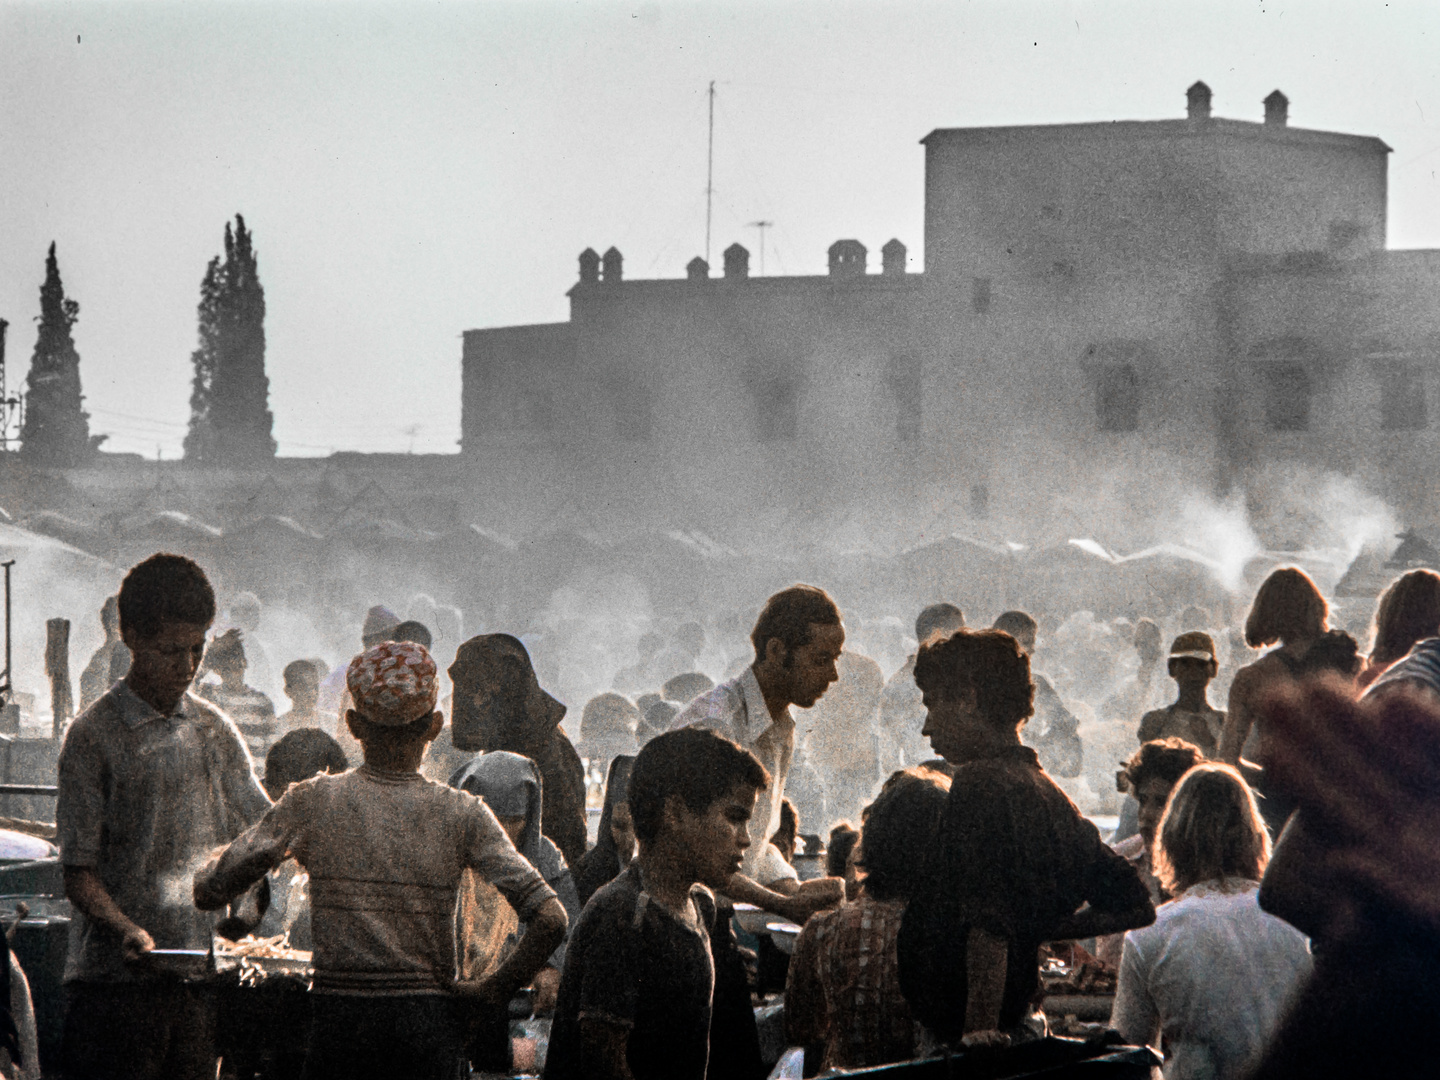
194, 641, 568, 1080
1135, 632, 1226, 758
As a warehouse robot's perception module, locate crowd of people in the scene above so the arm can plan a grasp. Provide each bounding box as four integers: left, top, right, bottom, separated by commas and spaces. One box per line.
22, 550, 1440, 1079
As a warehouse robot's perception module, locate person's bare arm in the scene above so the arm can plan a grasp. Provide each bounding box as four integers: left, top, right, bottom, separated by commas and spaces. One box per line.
1218, 664, 1258, 764
723, 873, 843, 924
579, 1018, 635, 1080
962, 926, 1009, 1046
1051, 899, 1155, 942
64, 866, 153, 961
457, 896, 567, 1006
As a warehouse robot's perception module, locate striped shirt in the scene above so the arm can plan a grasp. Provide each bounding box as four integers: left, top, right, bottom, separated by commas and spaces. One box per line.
1365, 637, 1440, 700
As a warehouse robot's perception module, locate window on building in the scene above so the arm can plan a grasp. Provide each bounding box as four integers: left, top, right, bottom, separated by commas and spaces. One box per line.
889, 356, 922, 442
972, 277, 992, 314
755, 379, 798, 441
1097, 364, 1139, 432
1264, 365, 1312, 431
1380, 364, 1427, 431
614, 386, 655, 441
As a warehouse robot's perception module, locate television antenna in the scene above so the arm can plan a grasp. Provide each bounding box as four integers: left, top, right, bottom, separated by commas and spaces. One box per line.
747, 221, 773, 276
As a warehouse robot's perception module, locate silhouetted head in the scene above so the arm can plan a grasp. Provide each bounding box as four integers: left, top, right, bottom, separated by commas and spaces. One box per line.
1245, 567, 1328, 648
914, 602, 965, 646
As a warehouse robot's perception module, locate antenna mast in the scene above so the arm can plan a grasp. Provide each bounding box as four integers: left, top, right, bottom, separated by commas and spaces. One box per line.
705, 80, 715, 267
747, 221, 773, 276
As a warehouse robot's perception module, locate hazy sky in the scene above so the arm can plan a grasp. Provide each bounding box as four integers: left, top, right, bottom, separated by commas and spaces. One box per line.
4, 1, 1439, 457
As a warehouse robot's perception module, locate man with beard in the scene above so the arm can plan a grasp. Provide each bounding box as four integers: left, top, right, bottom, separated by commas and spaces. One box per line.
447, 635, 588, 867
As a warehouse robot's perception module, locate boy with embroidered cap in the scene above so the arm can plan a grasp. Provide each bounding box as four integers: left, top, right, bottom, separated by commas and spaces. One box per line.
194, 641, 567, 1080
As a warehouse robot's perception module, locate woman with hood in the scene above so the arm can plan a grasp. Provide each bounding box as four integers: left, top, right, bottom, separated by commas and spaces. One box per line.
448, 635, 589, 866
451, 752, 582, 1016
574, 756, 636, 907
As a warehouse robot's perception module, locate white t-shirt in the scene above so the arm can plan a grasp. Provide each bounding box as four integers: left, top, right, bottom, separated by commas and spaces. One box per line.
673, 668, 794, 881
755, 843, 800, 889
1111, 880, 1312, 1080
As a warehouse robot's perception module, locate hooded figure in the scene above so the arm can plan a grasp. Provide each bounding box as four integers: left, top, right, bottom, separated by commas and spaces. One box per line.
574, 756, 635, 907
450, 751, 582, 980
448, 635, 588, 865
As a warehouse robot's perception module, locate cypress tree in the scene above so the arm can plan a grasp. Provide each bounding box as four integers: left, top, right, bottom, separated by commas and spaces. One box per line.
183, 256, 223, 463
20, 243, 93, 466
184, 215, 276, 465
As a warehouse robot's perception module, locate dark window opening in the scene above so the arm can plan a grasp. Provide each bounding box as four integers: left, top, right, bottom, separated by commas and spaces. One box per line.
1264, 365, 1312, 432
1097, 364, 1139, 432
756, 380, 798, 441
1381, 365, 1427, 431
889, 356, 922, 442
972, 277, 992, 314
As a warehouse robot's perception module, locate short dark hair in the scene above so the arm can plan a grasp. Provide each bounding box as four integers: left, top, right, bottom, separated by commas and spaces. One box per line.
857, 769, 951, 901
914, 628, 1035, 729
664, 671, 715, 704
348, 710, 436, 747
915, 603, 965, 645
264, 727, 348, 798
750, 584, 842, 660
629, 727, 770, 844
284, 659, 322, 689
1122, 738, 1205, 794
204, 628, 247, 674
826, 822, 859, 878
1245, 567, 1328, 648
118, 553, 216, 640
991, 610, 1037, 640
392, 620, 433, 648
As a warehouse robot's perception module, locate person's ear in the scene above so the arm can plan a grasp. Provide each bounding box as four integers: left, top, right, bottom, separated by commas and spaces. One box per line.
660, 793, 689, 836
344, 709, 363, 739
763, 637, 787, 668
423, 710, 444, 742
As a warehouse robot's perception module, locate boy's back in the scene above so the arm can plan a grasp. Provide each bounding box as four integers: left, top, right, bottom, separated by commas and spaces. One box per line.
203, 763, 553, 994
545, 865, 717, 1080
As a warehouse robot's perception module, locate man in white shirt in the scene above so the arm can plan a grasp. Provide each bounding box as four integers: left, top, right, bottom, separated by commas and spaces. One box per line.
673, 584, 846, 924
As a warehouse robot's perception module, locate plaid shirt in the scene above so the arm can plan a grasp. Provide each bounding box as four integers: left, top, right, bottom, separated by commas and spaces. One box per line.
785, 897, 916, 1070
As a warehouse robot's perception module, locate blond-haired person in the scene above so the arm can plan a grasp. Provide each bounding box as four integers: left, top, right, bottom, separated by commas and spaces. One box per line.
1110, 764, 1311, 1080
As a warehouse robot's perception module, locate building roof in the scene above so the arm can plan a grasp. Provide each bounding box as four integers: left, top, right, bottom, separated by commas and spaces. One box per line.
920, 117, 1391, 155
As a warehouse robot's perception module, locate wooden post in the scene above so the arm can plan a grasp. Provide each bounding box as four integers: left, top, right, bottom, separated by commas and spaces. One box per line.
45, 618, 72, 738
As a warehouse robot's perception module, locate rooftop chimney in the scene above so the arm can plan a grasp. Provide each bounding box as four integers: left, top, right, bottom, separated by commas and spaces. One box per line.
723, 243, 749, 281
686, 256, 709, 282
828, 239, 867, 279
1186, 81, 1212, 121
881, 238, 907, 277
1264, 90, 1289, 127
601, 246, 623, 283
578, 248, 600, 285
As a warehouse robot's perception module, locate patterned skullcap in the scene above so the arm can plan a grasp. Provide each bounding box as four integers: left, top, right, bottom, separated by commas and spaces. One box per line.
346, 640, 438, 726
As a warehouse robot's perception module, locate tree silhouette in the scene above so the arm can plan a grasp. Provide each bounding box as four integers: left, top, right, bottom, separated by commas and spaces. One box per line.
185, 215, 276, 464
20, 243, 94, 466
